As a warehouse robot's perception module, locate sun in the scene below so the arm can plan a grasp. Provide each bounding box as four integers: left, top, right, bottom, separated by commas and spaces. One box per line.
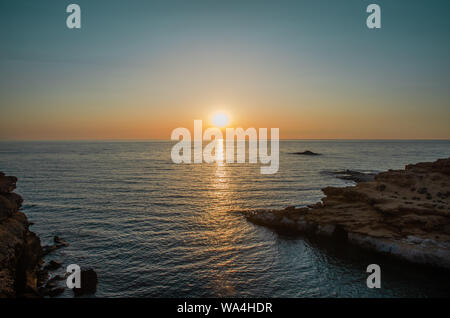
212, 112, 230, 127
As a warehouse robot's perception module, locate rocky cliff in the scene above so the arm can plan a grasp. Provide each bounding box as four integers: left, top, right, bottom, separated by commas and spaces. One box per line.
242, 158, 450, 269
0, 172, 43, 297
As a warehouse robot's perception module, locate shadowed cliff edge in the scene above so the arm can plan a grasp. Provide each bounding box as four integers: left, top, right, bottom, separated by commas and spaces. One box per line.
0, 172, 43, 297
240, 158, 450, 269
0, 172, 75, 298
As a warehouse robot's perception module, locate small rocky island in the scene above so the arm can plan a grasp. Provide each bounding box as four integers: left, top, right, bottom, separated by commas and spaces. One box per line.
290, 150, 321, 156
241, 158, 450, 269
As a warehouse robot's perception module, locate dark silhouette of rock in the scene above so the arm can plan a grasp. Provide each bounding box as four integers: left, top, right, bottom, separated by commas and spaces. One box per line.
45, 279, 59, 289
0, 172, 43, 297
291, 150, 321, 156
48, 286, 65, 297
49, 274, 65, 281
0, 172, 17, 193
73, 269, 98, 296
0, 172, 70, 298
333, 170, 376, 183
241, 158, 450, 269
418, 187, 427, 194
0, 193, 23, 222
42, 236, 69, 256
53, 236, 69, 247
44, 260, 62, 271
42, 244, 59, 256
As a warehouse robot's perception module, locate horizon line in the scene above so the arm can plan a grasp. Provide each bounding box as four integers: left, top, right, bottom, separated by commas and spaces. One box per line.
1, 138, 450, 142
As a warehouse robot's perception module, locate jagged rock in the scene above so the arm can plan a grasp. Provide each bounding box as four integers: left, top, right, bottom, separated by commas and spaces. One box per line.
49, 274, 65, 282
333, 170, 376, 183
42, 245, 59, 256
41, 236, 69, 257
45, 279, 59, 289
241, 158, 450, 269
73, 269, 98, 296
0, 172, 71, 298
48, 286, 65, 297
0, 193, 23, 222
0, 172, 43, 297
0, 173, 17, 193
53, 236, 69, 247
44, 260, 62, 271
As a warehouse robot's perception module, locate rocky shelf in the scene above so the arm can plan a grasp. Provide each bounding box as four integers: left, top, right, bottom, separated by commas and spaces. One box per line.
240, 158, 450, 269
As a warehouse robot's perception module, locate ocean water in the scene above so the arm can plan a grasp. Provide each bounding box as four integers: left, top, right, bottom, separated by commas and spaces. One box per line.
0, 140, 449, 298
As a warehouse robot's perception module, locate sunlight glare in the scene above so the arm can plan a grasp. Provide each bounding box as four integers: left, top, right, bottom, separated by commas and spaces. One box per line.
212, 112, 230, 127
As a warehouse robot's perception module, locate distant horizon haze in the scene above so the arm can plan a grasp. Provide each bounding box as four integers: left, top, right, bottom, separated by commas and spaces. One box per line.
1, 138, 450, 142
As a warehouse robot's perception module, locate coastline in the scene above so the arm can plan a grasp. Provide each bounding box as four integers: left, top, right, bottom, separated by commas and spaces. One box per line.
241, 158, 450, 269
1, 156, 449, 297
0, 172, 74, 298
0, 172, 43, 297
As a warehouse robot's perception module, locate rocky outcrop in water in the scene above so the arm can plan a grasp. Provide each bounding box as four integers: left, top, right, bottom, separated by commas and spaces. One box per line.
73, 269, 98, 297
242, 158, 450, 269
0, 172, 43, 297
290, 150, 321, 156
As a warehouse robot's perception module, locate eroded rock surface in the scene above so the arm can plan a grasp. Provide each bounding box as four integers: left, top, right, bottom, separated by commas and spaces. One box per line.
242, 158, 450, 269
0, 172, 43, 297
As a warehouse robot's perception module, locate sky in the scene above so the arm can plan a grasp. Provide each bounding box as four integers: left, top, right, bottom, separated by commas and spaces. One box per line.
1, 0, 449, 140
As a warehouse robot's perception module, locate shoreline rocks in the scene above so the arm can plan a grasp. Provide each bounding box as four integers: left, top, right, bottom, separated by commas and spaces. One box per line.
241, 158, 450, 269
0, 172, 71, 298
0, 172, 43, 297
73, 269, 98, 297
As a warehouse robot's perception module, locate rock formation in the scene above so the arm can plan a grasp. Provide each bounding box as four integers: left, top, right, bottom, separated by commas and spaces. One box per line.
0, 172, 99, 298
241, 158, 450, 269
73, 269, 98, 296
0, 172, 43, 297
290, 150, 321, 156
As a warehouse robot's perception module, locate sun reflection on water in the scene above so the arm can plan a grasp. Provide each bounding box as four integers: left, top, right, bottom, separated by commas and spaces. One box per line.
202, 138, 243, 295
215, 139, 224, 165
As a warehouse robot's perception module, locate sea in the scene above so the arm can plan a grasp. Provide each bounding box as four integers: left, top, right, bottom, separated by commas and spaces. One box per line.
0, 140, 449, 297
